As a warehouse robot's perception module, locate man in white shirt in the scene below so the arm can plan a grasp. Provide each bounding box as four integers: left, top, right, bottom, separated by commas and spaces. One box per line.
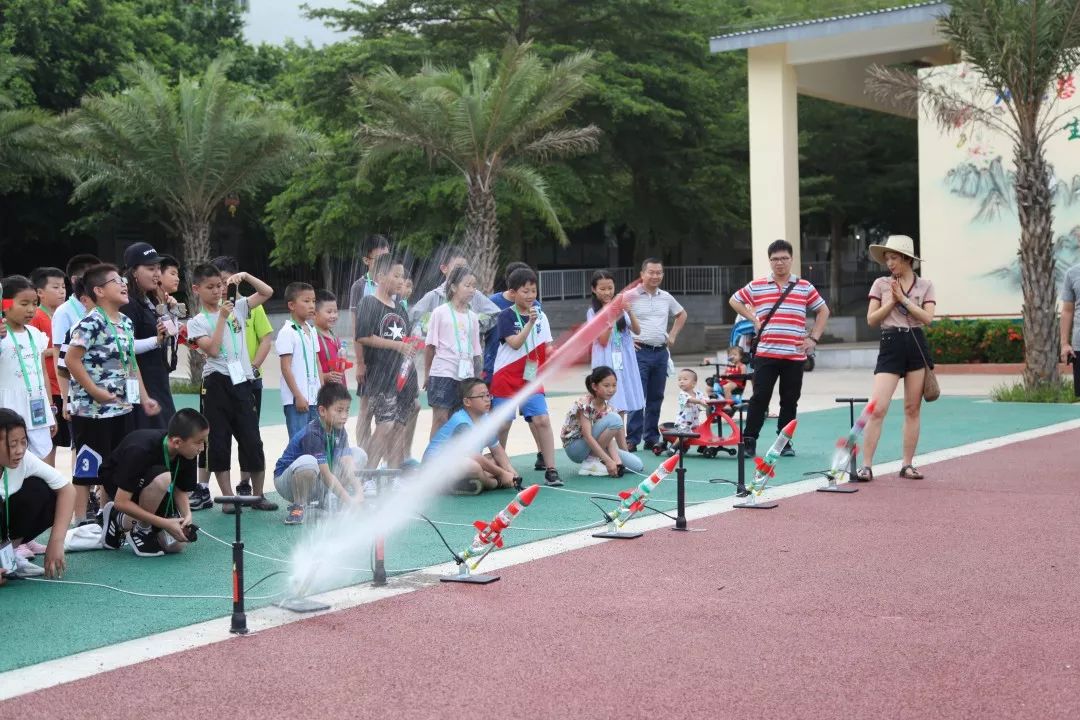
627, 258, 687, 451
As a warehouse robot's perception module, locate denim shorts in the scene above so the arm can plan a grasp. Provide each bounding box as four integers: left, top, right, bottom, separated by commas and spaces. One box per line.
427, 376, 462, 411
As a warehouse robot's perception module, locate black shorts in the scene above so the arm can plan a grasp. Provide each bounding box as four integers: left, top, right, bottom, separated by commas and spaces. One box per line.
70, 413, 134, 486
874, 328, 932, 376
51, 394, 71, 448
201, 374, 265, 473
103, 464, 170, 507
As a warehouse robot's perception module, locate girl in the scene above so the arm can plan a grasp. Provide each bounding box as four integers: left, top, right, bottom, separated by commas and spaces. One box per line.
1, 276, 57, 463
561, 366, 645, 477
858, 235, 937, 482
424, 265, 483, 438
314, 289, 349, 390
121, 242, 176, 429
720, 346, 747, 403
588, 271, 645, 417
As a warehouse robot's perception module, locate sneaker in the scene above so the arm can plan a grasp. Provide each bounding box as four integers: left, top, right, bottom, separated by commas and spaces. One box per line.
544, 469, 564, 487
284, 503, 305, 525
627, 444, 638, 453
14, 544, 33, 560
451, 478, 483, 496
643, 441, 656, 452
363, 479, 378, 498
127, 525, 165, 557
12, 556, 44, 577
251, 496, 278, 511
101, 502, 127, 550
534, 452, 545, 471
742, 439, 757, 457
511, 476, 524, 491
189, 485, 214, 511
577, 456, 607, 477
236, 481, 253, 496
25, 540, 47, 555
86, 488, 100, 518
780, 444, 795, 458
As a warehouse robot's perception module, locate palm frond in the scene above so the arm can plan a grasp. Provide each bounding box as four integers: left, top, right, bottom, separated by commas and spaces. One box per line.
498, 162, 568, 245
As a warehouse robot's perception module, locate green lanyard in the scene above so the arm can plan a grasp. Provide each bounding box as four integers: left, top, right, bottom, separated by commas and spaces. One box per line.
291, 322, 314, 381
201, 309, 241, 361
161, 436, 178, 517
324, 424, 335, 474
511, 307, 535, 358
448, 303, 473, 357
611, 321, 621, 348
65, 296, 83, 320
95, 308, 135, 374
2, 468, 8, 541
4, 323, 44, 398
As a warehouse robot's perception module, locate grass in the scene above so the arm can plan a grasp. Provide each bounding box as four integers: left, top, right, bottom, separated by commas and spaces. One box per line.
991, 378, 1077, 403
169, 378, 202, 395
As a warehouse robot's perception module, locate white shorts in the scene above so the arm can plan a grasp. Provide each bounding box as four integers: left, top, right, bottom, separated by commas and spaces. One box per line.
27, 425, 53, 460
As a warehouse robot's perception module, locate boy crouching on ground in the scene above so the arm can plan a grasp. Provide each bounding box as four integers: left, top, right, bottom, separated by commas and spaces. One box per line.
274, 382, 366, 524
100, 409, 209, 557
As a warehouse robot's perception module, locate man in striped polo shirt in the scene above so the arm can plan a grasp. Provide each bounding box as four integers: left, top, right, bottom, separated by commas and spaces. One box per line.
729, 240, 830, 458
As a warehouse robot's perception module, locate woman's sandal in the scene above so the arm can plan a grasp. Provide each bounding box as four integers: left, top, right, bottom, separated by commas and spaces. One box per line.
899, 465, 925, 480
854, 466, 873, 482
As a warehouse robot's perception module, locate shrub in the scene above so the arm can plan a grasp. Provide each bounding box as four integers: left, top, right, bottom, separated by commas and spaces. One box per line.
991, 378, 1076, 403
923, 318, 1025, 363
979, 320, 1025, 363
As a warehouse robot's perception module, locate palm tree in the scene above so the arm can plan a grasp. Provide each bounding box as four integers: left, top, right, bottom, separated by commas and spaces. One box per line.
62, 54, 321, 267
353, 38, 600, 290
0, 54, 58, 192
869, 0, 1080, 389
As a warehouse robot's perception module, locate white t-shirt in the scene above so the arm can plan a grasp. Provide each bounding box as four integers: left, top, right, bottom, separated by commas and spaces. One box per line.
0, 326, 55, 428
186, 297, 254, 381
51, 296, 87, 346
425, 303, 482, 379
630, 287, 685, 346
0, 450, 69, 499
275, 320, 322, 406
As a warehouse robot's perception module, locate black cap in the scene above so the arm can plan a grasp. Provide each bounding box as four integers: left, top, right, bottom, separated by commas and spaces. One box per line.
124, 242, 165, 269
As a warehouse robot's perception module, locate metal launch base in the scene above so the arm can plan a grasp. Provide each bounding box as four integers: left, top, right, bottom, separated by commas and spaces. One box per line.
441, 562, 500, 585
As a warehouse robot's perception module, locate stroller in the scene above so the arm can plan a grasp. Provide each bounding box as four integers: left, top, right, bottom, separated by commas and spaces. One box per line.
730, 318, 815, 372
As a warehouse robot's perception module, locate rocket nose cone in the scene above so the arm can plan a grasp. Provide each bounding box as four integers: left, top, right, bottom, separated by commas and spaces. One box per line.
660, 453, 680, 472
781, 419, 798, 436
518, 484, 540, 505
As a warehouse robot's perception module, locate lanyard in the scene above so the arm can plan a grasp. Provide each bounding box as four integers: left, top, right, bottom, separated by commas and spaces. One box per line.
448, 302, 473, 357
611, 320, 621, 348
5, 323, 44, 398
511, 307, 535, 358
201, 309, 241, 361
324, 424, 335, 474
161, 436, 178, 517
95, 308, 135, 373
65, 296, 83, 319
2, 468, 8, 540
291, 322, 313, 380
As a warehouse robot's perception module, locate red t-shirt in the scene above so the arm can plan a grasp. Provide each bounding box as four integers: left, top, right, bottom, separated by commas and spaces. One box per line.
29, 308, 61, 397
315, 330, 349, 391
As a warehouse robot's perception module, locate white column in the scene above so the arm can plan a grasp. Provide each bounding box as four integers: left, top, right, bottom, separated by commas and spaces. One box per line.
747, 44, 801, 277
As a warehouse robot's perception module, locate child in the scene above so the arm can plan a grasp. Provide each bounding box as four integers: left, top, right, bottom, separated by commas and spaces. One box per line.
355, 255, 420, 470
99, 409, 208, 557
671, 368, 708, 429
423, 378, 519, 493
121, 242, 175, 430
185, 263, 276, 512
490, 267, 562, 487
273, 382, 366, 525
588, 270, 644, 418
400, 274, 413, 314
66, 264, 161, 525
51, 254, 100, 436
560, 366, 644, 477
0, 409, 74, 581
276, 282, 323, 440
720, 346, 748, 403
424, 265, 484, 438
1, 276, 57, 463
314, 289, 349, 391
29, 267, 67, 464
410, 244, 500, 337
350, 234, 391, 449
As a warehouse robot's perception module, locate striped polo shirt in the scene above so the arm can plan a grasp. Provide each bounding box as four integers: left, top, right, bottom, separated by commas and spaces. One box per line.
734, 274, 825, 361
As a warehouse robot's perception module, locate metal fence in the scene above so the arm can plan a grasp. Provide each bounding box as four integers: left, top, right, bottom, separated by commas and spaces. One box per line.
537, 265, 752, 300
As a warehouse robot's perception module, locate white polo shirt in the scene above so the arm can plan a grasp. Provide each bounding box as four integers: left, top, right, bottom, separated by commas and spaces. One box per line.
630, 286, 684, 347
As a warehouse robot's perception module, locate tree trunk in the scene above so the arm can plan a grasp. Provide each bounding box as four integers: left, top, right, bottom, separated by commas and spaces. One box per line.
181, 219, 212, 269
321, 253, 334, 296
1013, 136, 1059, 387
829, 212, 845, 312
464, 175, 500, 293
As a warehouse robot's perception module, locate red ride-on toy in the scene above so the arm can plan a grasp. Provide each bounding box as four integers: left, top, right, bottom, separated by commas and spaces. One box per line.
653, 398, 742, 458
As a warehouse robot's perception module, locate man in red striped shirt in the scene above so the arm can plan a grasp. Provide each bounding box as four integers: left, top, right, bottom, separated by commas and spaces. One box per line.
729, 240, 830, 460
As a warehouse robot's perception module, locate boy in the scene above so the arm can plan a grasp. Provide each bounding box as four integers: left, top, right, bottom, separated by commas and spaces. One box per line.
490, 267, 562, 487
314, 289, 349, 389
185, 263, 276, 512
351, 235, 391, 448
65, 264, 161, 524
672, 369, 708, 428
273, 382, 366, 525
29, 267, 68, 465
409, 244, 500, 336
52, 255, 101, 443
99, 409, 208, 557
276, 282, 323, 440
355, 255, 420, 470
423, 377, 520, 494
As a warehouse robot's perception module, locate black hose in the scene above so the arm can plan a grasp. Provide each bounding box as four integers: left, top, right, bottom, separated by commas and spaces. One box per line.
415, 512, 466, 565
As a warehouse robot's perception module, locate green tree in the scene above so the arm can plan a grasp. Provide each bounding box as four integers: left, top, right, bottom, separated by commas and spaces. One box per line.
62, 54, 322, 266
352, 38, 600, 289
0, 53, 57, 192
870, 0, 1080, 388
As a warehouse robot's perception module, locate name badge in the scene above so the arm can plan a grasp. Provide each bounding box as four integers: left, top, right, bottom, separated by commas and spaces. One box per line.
126, 378, 141, 405
523, 360, 538, 382
0, 541, 16, 574
308, 379, 320, 400
29, 394, 49, 427
612, 350, 624, 371
227, 360, 246, 386
458, 358, 473, 380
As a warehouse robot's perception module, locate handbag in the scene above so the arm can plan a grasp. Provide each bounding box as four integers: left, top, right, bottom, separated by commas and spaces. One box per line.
748, 280, 797, 359
909, 321, 940, 402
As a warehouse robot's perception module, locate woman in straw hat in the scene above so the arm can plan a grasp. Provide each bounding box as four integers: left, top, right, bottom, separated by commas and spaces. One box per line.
856, 235, 936, 481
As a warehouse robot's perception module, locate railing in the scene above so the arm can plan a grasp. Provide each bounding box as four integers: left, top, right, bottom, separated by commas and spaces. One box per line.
537, 265, 752, 300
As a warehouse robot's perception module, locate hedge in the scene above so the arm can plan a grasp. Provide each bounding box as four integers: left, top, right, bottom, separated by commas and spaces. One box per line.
923, 318, 1024, 364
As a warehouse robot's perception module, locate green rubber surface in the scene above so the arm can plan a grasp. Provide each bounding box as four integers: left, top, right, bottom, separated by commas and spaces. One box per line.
2, 396, 1076, 672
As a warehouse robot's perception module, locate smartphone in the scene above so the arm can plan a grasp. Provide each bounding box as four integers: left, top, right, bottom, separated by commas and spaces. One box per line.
226, 283, 238, 305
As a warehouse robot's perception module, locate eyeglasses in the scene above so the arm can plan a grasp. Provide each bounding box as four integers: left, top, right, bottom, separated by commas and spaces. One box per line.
104, 276, 128, 287
466, 393, 491, 400
769, 256, 792, 263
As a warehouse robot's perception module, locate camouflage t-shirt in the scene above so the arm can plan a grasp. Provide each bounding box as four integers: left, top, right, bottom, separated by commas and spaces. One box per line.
68, 309, 136, 419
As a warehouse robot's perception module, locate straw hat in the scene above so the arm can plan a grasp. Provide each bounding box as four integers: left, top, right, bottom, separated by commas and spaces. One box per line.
868, 234, 921, 266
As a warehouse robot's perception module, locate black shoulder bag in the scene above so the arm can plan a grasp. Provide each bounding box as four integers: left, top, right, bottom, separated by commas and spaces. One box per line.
748, 280, 797, 360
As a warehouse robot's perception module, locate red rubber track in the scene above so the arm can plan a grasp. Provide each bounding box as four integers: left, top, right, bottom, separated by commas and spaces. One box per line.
5, 430, 1080, 719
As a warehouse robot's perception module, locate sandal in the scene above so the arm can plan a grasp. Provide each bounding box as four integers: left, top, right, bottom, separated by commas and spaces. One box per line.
899, 465, 924, 480
854, 466, 873, 482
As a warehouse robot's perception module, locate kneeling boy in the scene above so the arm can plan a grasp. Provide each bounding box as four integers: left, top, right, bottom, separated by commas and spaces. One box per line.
100, 409, 208, 557
273, 382, 366, 525
424, 378, 520, 494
